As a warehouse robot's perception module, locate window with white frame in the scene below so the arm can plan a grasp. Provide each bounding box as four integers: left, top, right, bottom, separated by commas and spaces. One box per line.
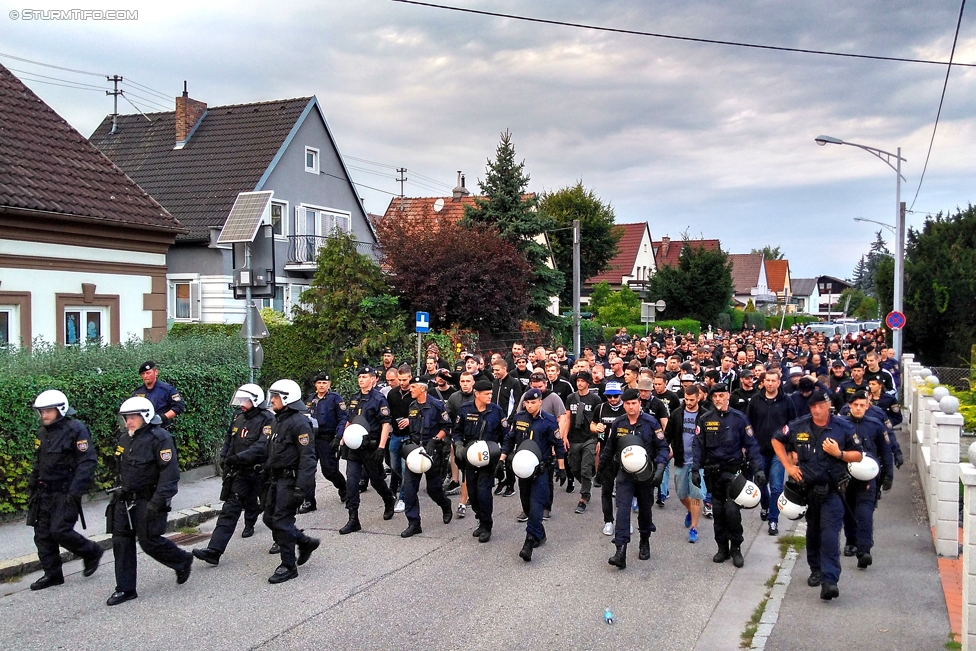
0, 307, 15, 348
169, 279, 201, 321
305, 147, 319, 174
292, 205, 353, 240
288, 284, 310, 314
270, 201, 287, 237
261, 285, 285, 313
64, 306, 108, 346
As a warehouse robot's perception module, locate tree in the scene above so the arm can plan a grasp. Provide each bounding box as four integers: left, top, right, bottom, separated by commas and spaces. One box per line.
375, 214, 532, 332
588, 281, 612, 311
292, 232, 406, 370
750, 245, 783, 260
644, 239, 734, 325
463, 130, 564, 319
540, 182, 622, 306
596, 287, 641, 327
903, 205, 976, 366
862, 230, 891, 298
851, 255, 869, 292
833, 287, 865, 317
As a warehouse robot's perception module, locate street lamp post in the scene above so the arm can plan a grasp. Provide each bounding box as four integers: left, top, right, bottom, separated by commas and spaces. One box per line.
815, 135, 907, 361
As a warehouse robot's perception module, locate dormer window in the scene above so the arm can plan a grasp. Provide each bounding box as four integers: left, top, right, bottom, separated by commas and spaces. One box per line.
305, 147, 319, 174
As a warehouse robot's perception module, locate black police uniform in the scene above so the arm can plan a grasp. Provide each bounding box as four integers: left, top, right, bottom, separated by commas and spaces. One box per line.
130, 380, 184, 428
109, 421, 192, 598
305, 390, 348, 505
600, 412, 669, 550
774, 413, 861, 591
341, 388, 396, 514
502, 409, 564, 546
28, 413, 101, 585
454, 401, 507, 535
841, 413, 892, 563
402, 396, 453, 531
207, 406, 271, 554
691, 407, 763, 557
262, 404, 317, 572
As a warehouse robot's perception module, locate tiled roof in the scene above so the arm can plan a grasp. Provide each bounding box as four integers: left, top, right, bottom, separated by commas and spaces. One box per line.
587, 222, 647, 285
792, 277, 818, 296
378, 195, 475, 233
90, 97, 312, 240
728, 253, 765, 295
652, 238, 721, 268
764, 259, 790, 292
0, 64, 180, 231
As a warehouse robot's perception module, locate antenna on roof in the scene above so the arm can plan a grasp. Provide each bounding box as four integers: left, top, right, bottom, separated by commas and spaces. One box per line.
107, 74, 123, 134
182, 80, 188, 98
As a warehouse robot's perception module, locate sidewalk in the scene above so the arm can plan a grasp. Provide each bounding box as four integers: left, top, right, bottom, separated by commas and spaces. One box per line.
0, 467, 223, 579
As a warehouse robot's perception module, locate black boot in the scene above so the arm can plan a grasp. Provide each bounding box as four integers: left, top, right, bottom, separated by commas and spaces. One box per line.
192, 547, 221, 565
83, 546, 104, 577
383, 497, 396, 521
519, 535, 535, 562
241, 524, 255, 538
30, 573, 64, 591
401, 522, 423, 538
730, 547, 744, 568
608, 544, 627, 569
296, 535, 320, 566
713, 546, 730, 563
359, 477, 369, 493
638, 535, 650, 560
857, 552, 873, 569
297, 500, 316, 514
339, 508, 361, 534
441, 500, 453, 524
339, 489, 348, 504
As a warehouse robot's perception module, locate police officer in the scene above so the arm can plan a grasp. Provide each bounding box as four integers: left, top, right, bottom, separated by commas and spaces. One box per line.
300, 372, 348, 512
594, 381, 626, 536
338, 366, 397, 534
400, 377, 454, 537
107, 397, 193, 606
26, 390, 103, 591
131, 361, 184, 428
455, 379, 507, 543
600, 388, 669, 569
500, 388, 566, 562
867, 377, 905, 468
691, 384, 765, 568
192, 384, 272, 566
773, 390, 862, 600
262, 379, 320, 584
841, 391, 892, 568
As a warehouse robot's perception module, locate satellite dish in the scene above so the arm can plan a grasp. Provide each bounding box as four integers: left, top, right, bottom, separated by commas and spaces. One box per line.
433, 198, 445, 213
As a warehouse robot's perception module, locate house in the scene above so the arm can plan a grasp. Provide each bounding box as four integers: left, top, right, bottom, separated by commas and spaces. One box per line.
728, 253, 776, 308
90, 90, 376, 324
791, 275, 852, 318
0, 64, 183, 348
584, 221, 656, 299
790, 277, 819, 315
763, 259, 794, 313
652, 236, 721, 269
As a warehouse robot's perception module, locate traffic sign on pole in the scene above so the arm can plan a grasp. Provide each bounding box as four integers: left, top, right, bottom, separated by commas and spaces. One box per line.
885, 311, 906, 330
415, 311, 430, 333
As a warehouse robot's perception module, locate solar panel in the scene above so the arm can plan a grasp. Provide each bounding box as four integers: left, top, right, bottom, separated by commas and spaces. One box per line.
217, 191, 274, 244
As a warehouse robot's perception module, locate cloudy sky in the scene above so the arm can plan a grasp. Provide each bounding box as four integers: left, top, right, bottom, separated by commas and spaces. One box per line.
2, 0, 974, 279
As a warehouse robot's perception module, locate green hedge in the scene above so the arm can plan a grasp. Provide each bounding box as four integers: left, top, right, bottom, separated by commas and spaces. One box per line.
0, 336, 246, 513
602, 319, 701, 341
764, 315, 820, 330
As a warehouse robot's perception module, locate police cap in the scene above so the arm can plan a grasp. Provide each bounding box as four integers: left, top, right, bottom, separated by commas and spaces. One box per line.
622, 388, 640, 402
710, 383, 730, 395
807, 389, 832, 406
523, 388, 543, 401
473, 379, 493, 392
139, 361, 157, 374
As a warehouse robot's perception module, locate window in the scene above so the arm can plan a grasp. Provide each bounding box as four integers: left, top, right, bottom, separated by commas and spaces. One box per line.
168, 280, 201, 322
288, 284, 310, 314
64, 306, 108, 346
0, 309, 11, 347
270, 201, 286, 236
261, 286, 285, 313
305, 147, 319, 174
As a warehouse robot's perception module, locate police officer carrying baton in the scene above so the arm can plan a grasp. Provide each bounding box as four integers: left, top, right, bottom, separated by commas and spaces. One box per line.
26, 390, 103, 591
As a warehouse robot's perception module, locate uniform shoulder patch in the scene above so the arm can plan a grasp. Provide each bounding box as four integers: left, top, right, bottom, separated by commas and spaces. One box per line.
171, 393, 182, 402
745, 426, 754, 437
262, 425, 272, 436
160, 448, 173, 462
656, 429, 665, 440
891, 404, 900, 413
501, 418, 509, 429
298, 433, 310, 446
76, 439, 89, 452
338, 402, 347, 411
380, 406, 390, 416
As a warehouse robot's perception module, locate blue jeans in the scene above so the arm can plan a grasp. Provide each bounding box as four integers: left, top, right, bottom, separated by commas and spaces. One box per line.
659, 461, 671, 499
756, 453, 785, 524
388, 434, 409, 500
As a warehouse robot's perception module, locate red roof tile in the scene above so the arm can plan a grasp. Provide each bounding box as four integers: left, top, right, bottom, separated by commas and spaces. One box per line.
378, 195, 476, 233
764, 259, 790, 293
587, 222, 648, 286
652, 238, 721, 268
728, 253, 765, 295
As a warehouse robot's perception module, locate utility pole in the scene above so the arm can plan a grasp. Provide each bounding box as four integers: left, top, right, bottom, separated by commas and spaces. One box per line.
572, 219, 581, 360
396, 168, 407, 212
106, 75, 123, 134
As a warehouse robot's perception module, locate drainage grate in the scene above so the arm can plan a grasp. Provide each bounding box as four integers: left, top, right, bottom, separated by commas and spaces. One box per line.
169, 532, 211, 546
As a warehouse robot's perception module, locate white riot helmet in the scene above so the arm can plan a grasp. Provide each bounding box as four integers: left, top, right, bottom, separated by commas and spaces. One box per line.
230, 383, 265, 409
729, 473, 761, 509
119, 396, 155, 426
848, 454, 879, 481
404, 444, 433, 474
268, 379, 302, 408
466, 440, 501, 468
512, 439, 542, 479
33, 389, 70, 418
777, 482, 808, 520
342, 423, 367, 450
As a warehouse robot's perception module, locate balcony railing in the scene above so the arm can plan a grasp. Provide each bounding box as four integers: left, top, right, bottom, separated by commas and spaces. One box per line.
286, 235, 378, 264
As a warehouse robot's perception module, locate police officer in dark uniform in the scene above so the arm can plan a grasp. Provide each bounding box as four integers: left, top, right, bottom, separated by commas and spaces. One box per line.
454, 379, 508, 543
600, 388, 669, 569
300, 372, 348, 512
691, 384, 765, 568
400, 377, 454, 537
594, 381, 626, 536
262, 379, 320, 584
841, 391, 892, 568
500, 388, 566, 562
338, 366, 397, 534
106, 397, 193, 606
192, 384, 272, 566
131, 361, 184, 428
26, 390, 103, 591
867, 377, 905, 468
773, 390, 862, 600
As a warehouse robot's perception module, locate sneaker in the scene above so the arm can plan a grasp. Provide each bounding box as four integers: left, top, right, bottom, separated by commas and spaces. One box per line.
393, 499, 405, 513
457, 503, 467, 519
631, 497, 638, 512
566, 480, 575, 494
445, 485, 461, 496
684, 512, 692, 529
602, 522, 614, 536
703, 502, 713, 518
656, 494, 666, 507
502, 487, 515, 498
592, 478, 601, 488
297, 501, 316, 514
768, 521, 779, 536
689, 527, 698, 544
760, 508, 769, 522
542, 509, 551, 520
516, 511, 529, 523
443, 479, 460, 493
494, 485, 504, 496
575, 500, 586, 514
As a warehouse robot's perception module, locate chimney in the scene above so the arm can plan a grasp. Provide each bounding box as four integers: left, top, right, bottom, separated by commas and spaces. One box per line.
661, 236, 670, 258
452, 170, 470, 202
174, 81, 207, 149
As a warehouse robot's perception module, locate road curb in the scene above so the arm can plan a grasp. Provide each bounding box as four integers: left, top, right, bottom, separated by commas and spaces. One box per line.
0, 503, 220, 582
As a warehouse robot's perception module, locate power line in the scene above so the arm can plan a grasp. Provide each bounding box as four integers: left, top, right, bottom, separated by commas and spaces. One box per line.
909, 0, 967, 210
323, 171, 400, 196
7, 67, 107, 91
0, 50, 106, 76
17, 74, 106, 93
122, 78, 173, 102
391, 0, 976, 68
119, 93, 153, 122
117, 87, 170, 111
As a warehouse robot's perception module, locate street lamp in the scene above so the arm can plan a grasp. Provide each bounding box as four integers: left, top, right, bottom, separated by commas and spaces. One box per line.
815, 135, 907, 362
853, 217, 896, 234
